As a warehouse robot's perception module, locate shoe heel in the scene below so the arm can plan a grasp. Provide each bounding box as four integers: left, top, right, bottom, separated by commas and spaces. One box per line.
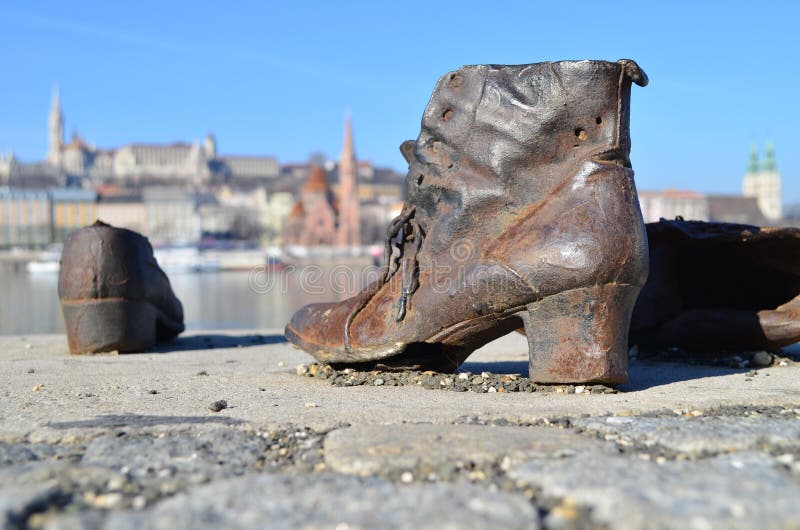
61, 298, 157, 354
520, 284, 639, 384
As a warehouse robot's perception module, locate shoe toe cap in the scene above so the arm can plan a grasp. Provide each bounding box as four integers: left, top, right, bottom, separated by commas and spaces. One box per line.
285, 301, 348, 356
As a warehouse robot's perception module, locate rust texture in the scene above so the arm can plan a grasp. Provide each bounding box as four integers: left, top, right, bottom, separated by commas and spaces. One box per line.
59, 220, 184, 354
285, 59, 649, 384
630, 219, 800, 352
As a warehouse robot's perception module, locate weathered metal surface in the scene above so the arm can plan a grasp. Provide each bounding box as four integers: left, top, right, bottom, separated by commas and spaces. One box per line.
630, 219, 800, 351
58, 221, 184, 354
286, 60, 649, 384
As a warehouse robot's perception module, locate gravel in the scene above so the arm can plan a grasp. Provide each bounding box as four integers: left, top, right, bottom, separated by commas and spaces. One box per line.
51, 474, 541, 530
295, 363, 618, 394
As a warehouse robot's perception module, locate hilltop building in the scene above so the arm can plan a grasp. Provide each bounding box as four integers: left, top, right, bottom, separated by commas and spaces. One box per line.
742, 141, 782, 221
43, 88, 278, 187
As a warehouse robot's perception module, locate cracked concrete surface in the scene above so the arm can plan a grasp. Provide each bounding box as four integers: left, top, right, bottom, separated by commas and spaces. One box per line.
1, 331, 799, 529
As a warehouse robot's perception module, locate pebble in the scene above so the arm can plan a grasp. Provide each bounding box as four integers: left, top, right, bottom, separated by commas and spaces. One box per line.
400, 472, 414, 483
32, 384, 43, 391
574, 386, 586, 394
296, 362, 617, 395
26, 368, 35, 373
208, 400, 228, 412
751, 351, 773, 367
304, 402, 319, 408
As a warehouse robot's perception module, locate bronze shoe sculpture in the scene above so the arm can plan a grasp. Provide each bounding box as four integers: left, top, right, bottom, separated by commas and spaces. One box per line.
630, 218, 800, 352
286, 59, 649, 384
59, 221, 185, 354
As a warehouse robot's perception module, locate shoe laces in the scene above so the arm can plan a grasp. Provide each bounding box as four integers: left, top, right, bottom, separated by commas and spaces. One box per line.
380, 205, 423, 321
343, 205, 424, 351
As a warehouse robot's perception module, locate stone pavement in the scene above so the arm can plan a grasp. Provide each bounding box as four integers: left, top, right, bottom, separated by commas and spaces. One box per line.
1, 331, 799, 529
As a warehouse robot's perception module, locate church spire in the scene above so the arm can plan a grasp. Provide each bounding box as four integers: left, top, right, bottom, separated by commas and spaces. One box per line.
763, 139, 777, 172
747, 143, 759, 174
48, 84, 64, 165
342, 110, 354, 162
336, 110, 360, 247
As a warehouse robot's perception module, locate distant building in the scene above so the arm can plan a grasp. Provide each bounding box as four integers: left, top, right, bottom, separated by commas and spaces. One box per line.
0, 152, 15, 185
262, 192, 294, 246
48, 87, 64, 167
742, 141, 782, 221
336, 115, 360, 246
7, 162, 63, 189
96, 188, 147, 235
283, 165, 338, 246
639, 143, 784, 226
0, 188, 51, 248
43, 89, 285, 189
142, 187, 200, 245
638, 190, 709, 223
213, 155, 280, 184
706, 195, 767, 225
50, 188, 97, 243
639, 189, 767, 226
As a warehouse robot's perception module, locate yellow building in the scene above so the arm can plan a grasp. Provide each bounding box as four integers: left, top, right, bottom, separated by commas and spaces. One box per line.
0, 188, 51, 248
50, 188, 97, 243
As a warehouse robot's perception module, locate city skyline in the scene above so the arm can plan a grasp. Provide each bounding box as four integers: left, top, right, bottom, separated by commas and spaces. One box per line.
0, 1, 798, 202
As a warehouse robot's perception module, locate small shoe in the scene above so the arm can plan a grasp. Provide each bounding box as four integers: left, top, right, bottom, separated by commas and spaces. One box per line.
58, 221, 184, 354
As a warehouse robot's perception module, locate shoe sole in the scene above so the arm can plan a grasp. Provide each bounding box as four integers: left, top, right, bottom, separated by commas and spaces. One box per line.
287, 283, 638, 384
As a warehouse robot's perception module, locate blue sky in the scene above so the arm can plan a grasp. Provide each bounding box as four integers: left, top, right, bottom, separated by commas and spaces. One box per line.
0, 1, 797, 203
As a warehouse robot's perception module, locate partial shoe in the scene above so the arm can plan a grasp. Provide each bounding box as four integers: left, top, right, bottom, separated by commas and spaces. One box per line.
631, 218, 800, 352
286, 59, 649, 384
59, 221, 184, 354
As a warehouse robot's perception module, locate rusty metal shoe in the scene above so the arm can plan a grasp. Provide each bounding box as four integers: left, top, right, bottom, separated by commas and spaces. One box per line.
630, 219, 800, 352
58, 221, 185, 354
286, 59, 649, 384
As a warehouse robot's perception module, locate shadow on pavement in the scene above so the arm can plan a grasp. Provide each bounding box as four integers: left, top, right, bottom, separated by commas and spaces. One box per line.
459, 361, 529, 376
46, 414, 245, 429
618, 361, 749, 392
459, 360, 749, 392
151, 333, 287, 353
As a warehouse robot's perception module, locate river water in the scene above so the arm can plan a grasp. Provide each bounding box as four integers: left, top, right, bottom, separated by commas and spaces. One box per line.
0, 263, 381, 335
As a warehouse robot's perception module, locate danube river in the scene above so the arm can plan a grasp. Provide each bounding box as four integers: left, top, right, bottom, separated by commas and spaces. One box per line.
0, 263, 380, 335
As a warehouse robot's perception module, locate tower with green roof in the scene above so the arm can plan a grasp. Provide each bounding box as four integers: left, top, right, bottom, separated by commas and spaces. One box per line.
742, 141, 782, 221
